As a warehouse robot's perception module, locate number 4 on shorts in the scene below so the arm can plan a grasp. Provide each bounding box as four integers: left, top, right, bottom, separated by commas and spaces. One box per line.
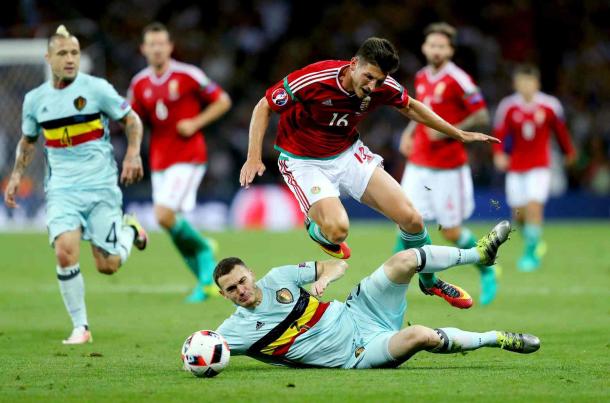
105, 222, 117, 248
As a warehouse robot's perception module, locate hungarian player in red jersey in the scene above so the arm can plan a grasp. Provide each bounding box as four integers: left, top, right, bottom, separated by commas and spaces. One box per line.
128, 23, 232, 302
493, 65, 576, 272
398, 23, 498, 306
240, 37, 499, 309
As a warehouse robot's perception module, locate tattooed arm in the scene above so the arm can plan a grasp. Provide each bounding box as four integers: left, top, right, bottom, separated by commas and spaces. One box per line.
4, 136, 38, 208
118, 110, 144, 186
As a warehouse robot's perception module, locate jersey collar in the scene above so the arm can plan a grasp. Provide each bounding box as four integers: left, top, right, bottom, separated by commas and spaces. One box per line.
336, 64, 356, 97
516, 91, 543, 110
424, 61, 454, 83
148, 59, 175, 85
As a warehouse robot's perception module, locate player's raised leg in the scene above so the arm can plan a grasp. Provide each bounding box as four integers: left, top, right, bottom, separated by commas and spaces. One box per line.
278, 157, 351, 259
88, 188, 146, 275
361, 166, 472, 308
54, 229, 92, 345
306, 198, 352, 259
444, 226, 498, 306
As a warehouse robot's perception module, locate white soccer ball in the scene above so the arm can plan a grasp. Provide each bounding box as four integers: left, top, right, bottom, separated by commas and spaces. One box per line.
181, 330, 230, 378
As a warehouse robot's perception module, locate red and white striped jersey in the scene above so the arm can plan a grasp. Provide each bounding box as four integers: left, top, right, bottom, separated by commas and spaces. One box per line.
409, 61, 487, 169
492, 92, 575, 171
265, 60, 410, 158
128, 60, 224, 171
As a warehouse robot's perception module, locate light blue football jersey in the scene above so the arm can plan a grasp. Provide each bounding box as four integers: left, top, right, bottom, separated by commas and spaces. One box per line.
216, 262, 356, 368
21, 72, 131, 192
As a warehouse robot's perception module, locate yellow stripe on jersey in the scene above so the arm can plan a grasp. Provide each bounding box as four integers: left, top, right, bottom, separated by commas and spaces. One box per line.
259, 295, 320, 355
42, 119, 104, 140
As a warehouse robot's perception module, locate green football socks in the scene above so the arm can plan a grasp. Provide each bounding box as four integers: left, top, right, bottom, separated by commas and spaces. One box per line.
169, 217, 214, 280
307, 219, 337, 247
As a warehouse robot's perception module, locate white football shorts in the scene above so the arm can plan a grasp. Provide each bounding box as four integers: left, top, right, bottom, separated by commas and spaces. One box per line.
277, 140, 383, 214
400, 163, 475, 229
151, 163, 206, 212
505, 168, 551, 208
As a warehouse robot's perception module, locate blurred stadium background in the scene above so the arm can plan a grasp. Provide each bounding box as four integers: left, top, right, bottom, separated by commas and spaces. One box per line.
0, 0, 609, 231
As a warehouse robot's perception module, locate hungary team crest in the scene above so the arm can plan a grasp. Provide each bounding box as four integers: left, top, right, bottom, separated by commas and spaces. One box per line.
73, 96, 87, 111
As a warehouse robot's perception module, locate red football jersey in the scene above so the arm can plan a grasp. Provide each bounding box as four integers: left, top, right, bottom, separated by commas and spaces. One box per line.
265, 60, 410, 158
409, 62, 487, 169
128, 60, 223, 171
492, 92, 575, 172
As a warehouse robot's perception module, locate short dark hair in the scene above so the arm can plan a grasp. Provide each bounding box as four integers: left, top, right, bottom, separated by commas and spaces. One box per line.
214, 257, 247, 287
424, 22, 457, 47
142, 22, 171, 41
355, 37, 400, 74
513, 64, 540, 80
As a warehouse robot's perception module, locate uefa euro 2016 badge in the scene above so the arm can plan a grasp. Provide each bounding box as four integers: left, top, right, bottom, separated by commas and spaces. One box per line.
73, 96, 87, 111
276, 288, 294, 304
272, 88, 289, 106
359, 95, 371, 111
169, 79, 180, 100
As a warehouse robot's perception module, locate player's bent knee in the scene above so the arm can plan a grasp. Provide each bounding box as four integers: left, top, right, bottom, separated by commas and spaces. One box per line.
321, 219, 349, 244
386, 250, 418, 279
405, 325, 438, 350
397, 209, 424, 233
95, 258, 120, 275
441, 227, 461, 243
328, 222, 349, 243
154, 207, 175, 230
55, 248, 77, 267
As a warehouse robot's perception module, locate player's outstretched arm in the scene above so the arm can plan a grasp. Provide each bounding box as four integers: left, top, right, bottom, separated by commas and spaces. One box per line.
399, 98, 499, 144
310, 260, 348, 297
239, 97, 271, 188
119, 110, 144, 186
4, 136, 37, 208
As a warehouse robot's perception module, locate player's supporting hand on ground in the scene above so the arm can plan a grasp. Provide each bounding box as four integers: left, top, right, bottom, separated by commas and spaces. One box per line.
119, 111, 144, 186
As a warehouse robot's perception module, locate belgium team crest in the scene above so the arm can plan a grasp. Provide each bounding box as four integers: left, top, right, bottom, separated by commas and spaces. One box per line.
73, 96, 87, 111
276, 288, 294, 304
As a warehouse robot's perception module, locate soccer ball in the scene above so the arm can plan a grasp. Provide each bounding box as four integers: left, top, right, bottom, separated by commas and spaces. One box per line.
181, 330, 230, 378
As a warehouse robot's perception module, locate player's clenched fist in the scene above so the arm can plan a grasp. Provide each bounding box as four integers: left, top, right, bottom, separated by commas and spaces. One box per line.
239, 159, 266, 188
176, 118, 199, 137
311, 278, 330, 297
120, 154, 144, 186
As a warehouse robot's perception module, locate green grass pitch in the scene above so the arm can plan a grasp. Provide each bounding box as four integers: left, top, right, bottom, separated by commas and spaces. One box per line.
0, 222, 608, 402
